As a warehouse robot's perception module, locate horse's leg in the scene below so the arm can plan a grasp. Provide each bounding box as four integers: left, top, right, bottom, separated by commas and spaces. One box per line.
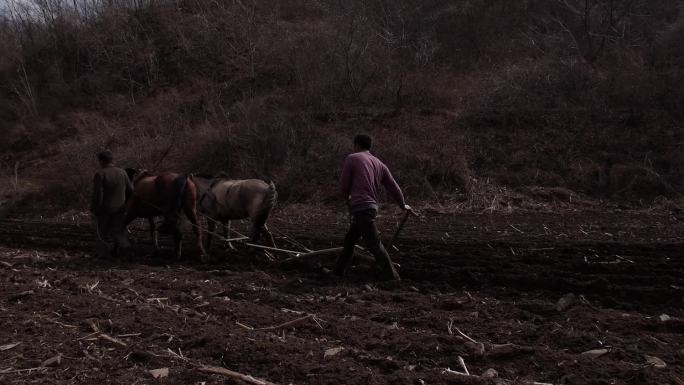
148, 217, 159, 256
250, 222, 262, 244
119, 208, 140, 259
206, 219, 215, 251
262, 224, 276, 248
123, 208, 137, 229
225, 220, 236, 250
184, 205, 207, 261
172, 224, 183, 260
250, 200, 274, 246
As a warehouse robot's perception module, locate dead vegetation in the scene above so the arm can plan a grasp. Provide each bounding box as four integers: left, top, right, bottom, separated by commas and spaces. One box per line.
0, 0, 682, 216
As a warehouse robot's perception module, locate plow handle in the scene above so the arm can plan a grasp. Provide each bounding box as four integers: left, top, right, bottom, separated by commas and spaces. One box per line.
389, 209, 417, 249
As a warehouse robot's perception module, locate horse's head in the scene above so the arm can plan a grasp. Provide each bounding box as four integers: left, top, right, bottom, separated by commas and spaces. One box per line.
124, 168, 138, 181
673, 207, 684, 221
192, 174, 216, 213
193, 174, 214, 192
125, 168, 148, 184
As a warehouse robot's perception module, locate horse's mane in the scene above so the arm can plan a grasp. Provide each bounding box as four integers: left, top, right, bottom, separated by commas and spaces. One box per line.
212, 172, 275, 185
209, 172, 232, 186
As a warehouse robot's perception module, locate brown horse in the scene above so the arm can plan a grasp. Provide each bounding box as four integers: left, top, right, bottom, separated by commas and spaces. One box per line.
193, 174, 277, 250
124, 168, 207, 260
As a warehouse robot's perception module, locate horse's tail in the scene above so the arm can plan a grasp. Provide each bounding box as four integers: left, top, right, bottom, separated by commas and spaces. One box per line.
254, 181, 277, 228
172, 174, 189, 214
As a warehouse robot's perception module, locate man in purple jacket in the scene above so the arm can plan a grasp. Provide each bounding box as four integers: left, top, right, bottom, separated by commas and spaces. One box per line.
332, 134, 412, 281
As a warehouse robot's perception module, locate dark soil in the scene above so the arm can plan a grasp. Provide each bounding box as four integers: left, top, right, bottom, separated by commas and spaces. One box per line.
1, 208, 683, 384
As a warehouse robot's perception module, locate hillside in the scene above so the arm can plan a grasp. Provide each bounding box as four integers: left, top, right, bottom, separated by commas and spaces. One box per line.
1, 0, 683, 215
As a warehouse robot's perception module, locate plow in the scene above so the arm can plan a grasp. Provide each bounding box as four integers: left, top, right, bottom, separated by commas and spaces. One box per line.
176, 208, 421, 264
217, 210, 416, 264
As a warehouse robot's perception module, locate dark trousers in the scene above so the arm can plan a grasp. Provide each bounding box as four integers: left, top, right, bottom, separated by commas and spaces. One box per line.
95, 212, 130, 258
334, 209, 400, 280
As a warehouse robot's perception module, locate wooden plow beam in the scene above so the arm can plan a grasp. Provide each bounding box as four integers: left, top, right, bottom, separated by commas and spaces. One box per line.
239, 240, 373, 266
199, 210, 417, 265
240, 243, 350, 261
274, 245, 378, 266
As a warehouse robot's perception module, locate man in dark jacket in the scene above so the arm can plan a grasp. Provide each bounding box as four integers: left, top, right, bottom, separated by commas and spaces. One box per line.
332, 134, 412, 281
91, 151, 133, 258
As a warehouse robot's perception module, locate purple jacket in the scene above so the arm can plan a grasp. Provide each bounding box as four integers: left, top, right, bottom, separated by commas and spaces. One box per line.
340, 151, 405, 213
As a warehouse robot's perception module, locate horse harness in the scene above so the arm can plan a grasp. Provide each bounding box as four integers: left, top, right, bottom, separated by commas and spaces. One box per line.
199, 177, 233, 211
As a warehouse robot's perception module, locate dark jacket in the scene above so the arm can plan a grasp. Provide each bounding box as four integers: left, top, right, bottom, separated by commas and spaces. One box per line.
91, 164, 134, 215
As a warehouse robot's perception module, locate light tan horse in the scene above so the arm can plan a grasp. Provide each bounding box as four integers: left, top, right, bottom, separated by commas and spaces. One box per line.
194, 174, 277, 250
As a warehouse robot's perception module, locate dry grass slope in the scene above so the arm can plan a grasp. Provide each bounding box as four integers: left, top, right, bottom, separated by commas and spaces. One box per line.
0, 0, 682, 216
